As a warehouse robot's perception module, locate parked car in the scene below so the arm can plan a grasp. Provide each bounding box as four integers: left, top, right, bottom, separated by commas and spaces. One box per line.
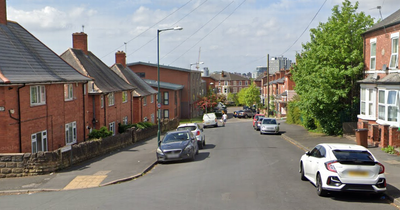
260, 118, 280, 134
177, 123, 206, 149
299, 143, 386, 196
254, 117, 264, 131
253, 114, 265, 128
156, 130, 198, 163
203, 113, 218, 128
238, 109, 254, 118
233, 110, 242, 118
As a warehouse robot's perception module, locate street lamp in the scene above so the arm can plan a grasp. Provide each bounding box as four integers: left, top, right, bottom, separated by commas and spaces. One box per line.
157, 26, 183, 145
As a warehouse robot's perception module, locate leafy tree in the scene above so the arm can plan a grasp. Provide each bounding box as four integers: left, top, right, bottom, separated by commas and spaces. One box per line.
237, 83, 261, 107
196, 93, 218, 112
291, 0, 374, 135
227, 93, 238, 105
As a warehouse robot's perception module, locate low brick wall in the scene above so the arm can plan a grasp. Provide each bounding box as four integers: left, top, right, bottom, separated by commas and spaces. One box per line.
0, 119, 179, 178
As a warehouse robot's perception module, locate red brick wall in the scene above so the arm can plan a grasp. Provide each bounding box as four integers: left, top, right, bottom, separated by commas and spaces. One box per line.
389, 127, 400, 147
0, 0, 6, 25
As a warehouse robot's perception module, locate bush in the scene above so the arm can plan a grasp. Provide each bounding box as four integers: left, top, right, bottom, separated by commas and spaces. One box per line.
118, 123, 135, 133
382, 145, 397, 154
286, 100, 301, 125
89, 126, 113, 139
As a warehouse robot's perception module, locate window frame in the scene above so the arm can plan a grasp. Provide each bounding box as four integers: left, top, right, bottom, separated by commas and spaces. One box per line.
64, 84, 73, 101
101, 95, 104, 108
30, 85, 46, 106
109, 122, 115, 136
31, 130, 48, 153
65, 121, 77, 145
163, 92, 169, 105
122, 91, 128, 103
377, 88, 399, 125
370, 38, 377, 70
143, 96, 147, 106
389, 33, 399, 69
123, 116, 128, 125
163, 109, 169, 119
108, 92, 115, 106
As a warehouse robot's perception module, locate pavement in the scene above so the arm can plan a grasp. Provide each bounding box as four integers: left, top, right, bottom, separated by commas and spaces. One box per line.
1, 119, 400, 207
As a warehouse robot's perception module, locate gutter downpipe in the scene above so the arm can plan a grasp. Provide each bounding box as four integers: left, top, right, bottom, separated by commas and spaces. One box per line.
17, 84, 26, 152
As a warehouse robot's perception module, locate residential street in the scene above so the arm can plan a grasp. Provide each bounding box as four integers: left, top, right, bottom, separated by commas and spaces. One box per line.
0, 116, 397, 210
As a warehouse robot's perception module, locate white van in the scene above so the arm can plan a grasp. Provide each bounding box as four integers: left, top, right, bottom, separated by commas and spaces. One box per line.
203, 113, 218, 128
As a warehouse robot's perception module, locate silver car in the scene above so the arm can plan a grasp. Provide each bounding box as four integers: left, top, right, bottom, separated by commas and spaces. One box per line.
260, 118, 280, 134
177, 123, 206, 149
156, 130, 199, 163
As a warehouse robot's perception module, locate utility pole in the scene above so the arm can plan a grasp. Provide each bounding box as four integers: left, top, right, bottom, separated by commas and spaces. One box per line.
267, 54, 270, 117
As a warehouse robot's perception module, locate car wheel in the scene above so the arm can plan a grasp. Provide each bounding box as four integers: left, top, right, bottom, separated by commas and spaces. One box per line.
191, 151, 196, 161
199, 142, 204, 149
300, 163, 307, 181
203, 139, 206, 146
316, 174, 328, 196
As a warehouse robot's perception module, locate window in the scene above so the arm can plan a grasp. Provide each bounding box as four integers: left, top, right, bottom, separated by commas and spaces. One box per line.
30, 85, 46, 106
101, 95, 104, 108
151, 94, 154, 103
390, 33, 399, 69
31, 130, 47, 153
143, 96, 147, 106
64, 84, 73, 101
109, 122, 115, 136
137, 72, 145, 78
233, 87, 237, 93
65, 122, 77, 144
163, 92, 169, 105
233, 81, 237, 85
224, 81, 228, 85
378, 89, 398, 122
239, 81, 242, 86
370, 38, 376, 70
151, 113, 155, 123
360, 88, 375, 117
84, 83, 86, 95
164, 109, 169, 119
122, 91, 128, 103
123, 116, 128, 125
108, 92, 115, 106
245, 81, 248, 85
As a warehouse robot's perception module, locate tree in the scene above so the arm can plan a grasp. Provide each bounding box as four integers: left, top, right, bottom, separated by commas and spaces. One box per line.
227, 92, 238, 105
291, 0, 374, 135
196, 93, 218, 112
237, 83, 261, 107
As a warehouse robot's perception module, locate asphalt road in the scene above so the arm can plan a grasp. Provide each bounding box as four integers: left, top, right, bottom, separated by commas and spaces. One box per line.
0, 117, 397, 210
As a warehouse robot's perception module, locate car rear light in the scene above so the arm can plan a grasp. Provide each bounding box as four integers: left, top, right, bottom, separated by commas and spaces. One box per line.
324, 160, 338, 173
376, 178, 386, 188
377, 162, 385, 174
196, 131, 200, 136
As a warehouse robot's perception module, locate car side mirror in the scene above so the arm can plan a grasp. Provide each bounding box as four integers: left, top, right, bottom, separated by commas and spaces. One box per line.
278, 123, 280, 125
305, 151, 311, 156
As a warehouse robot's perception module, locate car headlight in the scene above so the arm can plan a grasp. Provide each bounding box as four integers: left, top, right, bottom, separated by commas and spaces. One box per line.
156, 147, 163, 154
184, 145, 192, 152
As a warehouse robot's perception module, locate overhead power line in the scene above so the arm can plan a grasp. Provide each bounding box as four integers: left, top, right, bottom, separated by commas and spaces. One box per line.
100, 0, 193, 59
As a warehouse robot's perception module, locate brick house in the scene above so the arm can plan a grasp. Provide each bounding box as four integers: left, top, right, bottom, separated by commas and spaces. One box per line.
0, 0, 92, 153
61, 32, 136, 135
127, 62, 202, 119
209, 71, 250, 96
261, 69, 296, 117
358, 9, 400, 147
111, 51, 157, 124
143, 79, 183, 120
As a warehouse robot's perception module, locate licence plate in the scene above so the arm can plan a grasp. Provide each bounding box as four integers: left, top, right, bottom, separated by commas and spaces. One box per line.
348, 171, 368, 177
167, 154, 180, 158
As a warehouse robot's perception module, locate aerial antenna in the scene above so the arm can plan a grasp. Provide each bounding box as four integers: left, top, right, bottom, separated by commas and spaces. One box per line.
124, 42, 127, 55
196, 47, 202, 70
82, 25, 85, 33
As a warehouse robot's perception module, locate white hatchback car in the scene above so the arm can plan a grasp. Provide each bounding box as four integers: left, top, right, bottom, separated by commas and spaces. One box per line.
299, 143, 386, 196
260, 118, 279, 134
202, 113, 218, 128
177, 123, 206, 149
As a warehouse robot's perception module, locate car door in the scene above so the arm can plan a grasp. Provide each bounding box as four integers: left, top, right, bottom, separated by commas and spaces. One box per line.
304, 146, 321, 179
307, 146, 326, 183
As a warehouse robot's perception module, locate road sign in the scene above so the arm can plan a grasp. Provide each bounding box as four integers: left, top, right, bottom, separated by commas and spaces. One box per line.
157, 103, 161, 109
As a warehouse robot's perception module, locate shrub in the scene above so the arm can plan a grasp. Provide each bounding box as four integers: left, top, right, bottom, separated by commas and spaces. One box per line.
88, 126, 113, 139
382, 145, 397, 154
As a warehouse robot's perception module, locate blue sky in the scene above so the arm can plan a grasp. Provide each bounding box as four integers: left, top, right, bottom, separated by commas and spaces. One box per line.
5, 0, 399, 74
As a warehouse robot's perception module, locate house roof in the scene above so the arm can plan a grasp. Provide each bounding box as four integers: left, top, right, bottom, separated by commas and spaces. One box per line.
127, 61, 201, 74
111, 64, 157, 97
61, 49, 135, 93
254, 74, 264, 81
268, 77, 285, 85
363, 9, 400, 34
144, 79, 184, 90
210, 71, 250, 81
0, 21, 91, 84
357, 73, 400, 84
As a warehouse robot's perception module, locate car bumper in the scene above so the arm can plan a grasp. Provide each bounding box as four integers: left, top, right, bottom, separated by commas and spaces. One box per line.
203, 122, 217, 127
157, 150, 193, 162
260, 127, 279, 134
321, 173, 386, 193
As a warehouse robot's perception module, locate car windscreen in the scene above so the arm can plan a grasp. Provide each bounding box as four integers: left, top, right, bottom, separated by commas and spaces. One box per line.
332, 150, 375, 163
163, 133, 190, 143
262, 119, 277, 124
177, 126, 196, 131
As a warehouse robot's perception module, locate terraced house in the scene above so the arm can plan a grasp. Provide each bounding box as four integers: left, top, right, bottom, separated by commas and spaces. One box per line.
358, 9, 400, 147
61, 32, 136, 135
0, 0, 92, 153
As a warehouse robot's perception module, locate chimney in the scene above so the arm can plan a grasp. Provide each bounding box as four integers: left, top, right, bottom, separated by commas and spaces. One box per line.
72, 32, 88, 55
0, 0, 7, 25
115, 51, 126, 67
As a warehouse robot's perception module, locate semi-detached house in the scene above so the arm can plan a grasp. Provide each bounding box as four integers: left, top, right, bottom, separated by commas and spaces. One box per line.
61, 32, 136, 135
358, 8, 400, 147
111, 51, 158, 124
0, 0, 92, 153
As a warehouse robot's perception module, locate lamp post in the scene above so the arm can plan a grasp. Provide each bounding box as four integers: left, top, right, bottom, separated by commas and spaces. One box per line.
157, 26, 182, 145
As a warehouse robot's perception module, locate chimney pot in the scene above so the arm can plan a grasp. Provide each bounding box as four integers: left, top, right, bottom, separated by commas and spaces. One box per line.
115, 51, 126, 67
